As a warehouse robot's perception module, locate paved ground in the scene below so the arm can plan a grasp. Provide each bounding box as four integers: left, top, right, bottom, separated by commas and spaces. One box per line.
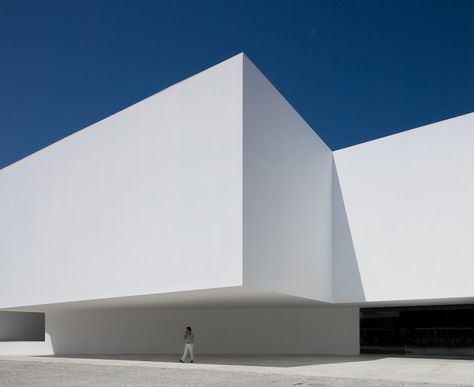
0, 355, 473, 386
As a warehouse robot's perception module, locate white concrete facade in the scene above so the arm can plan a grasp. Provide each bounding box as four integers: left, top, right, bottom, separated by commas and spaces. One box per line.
243, 56, 333, 302
0, 55, 243, 309
0, 53, 473, 355
333, 114, 474, 303
0, 308, 359, 356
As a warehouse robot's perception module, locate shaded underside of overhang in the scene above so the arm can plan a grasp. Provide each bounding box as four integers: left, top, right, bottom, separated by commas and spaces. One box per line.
2, 286, 330, 312
3, 286, 474, 313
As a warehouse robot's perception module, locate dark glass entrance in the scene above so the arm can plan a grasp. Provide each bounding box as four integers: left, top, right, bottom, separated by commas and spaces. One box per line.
360, 304, 474, 357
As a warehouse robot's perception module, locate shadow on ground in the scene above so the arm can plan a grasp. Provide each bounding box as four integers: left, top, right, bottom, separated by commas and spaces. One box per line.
41, 354, 386, 367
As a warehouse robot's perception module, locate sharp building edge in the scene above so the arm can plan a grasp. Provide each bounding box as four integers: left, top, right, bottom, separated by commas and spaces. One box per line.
1, 54, 473, 356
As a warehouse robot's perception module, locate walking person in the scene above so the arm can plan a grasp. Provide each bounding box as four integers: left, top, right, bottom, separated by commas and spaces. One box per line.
179, 326, 195, 363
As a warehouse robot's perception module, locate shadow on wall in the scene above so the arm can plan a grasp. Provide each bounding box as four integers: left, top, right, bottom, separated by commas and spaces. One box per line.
45, 308, 360, 356
45, 311, 184, 355
332, 158, 365, 303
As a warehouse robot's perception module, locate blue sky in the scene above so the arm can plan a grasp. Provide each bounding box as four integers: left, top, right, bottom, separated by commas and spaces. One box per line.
0, 0, 473, 169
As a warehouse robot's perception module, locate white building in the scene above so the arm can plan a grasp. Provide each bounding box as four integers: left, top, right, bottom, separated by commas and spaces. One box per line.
1, 54, 473, 357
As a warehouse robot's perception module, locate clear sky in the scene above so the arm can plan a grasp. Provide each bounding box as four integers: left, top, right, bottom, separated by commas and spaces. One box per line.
0, 0, 473, 169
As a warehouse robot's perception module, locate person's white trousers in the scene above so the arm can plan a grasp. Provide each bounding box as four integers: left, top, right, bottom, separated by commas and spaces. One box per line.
181, 343, 194, 361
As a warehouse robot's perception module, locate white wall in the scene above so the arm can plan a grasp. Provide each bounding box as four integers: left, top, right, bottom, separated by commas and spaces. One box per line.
3, 50, 471, 325
0, 55, 244, 309
333, 113, 474, 303
332, 160, 365, 303
0, 340, 53, 356
0, 307, 359, 355
242, 56, 334, 302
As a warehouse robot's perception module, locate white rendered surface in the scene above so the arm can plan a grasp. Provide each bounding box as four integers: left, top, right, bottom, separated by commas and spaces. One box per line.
0, 307, 359, 355
1, 54, 473, 357
333, 113, 474, 303
0, 50, 473, 353
242, 57, 333, 302
0, 55, 244, 309
0, 339, 53, 356
332, 159, 365, 303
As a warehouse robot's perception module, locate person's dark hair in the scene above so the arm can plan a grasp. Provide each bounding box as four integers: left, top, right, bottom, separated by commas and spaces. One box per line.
186, 326, 192, 332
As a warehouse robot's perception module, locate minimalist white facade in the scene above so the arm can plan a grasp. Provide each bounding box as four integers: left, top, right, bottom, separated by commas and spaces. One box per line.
1, 54, 473, 356
333, 114, 474, 304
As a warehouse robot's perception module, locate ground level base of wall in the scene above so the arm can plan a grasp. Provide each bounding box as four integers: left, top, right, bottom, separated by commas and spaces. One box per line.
0, 307, 359, 356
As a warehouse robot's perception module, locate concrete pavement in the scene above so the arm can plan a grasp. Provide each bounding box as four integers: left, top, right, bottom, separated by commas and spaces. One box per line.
0, 354, 473, 386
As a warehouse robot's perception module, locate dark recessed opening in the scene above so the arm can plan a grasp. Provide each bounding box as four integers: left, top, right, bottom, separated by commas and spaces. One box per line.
0, 311, 45, 341
360, 304, 474, 357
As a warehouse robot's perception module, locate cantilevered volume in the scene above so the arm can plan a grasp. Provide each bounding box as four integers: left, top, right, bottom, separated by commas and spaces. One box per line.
1, 54, 473, 356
